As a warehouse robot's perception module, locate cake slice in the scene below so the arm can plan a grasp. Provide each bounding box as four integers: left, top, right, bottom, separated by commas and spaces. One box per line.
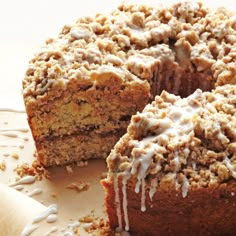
102, 84, 236, 236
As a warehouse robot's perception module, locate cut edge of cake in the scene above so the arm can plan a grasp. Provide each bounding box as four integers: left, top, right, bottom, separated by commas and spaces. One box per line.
101, 84, 236, 235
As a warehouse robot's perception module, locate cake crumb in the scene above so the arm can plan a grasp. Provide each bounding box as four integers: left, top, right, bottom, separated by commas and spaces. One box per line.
51, 192, 57, 198
14, 159, 49, 179
66, 181, 90, 193
79, 211, 98, 223
0, 161, 6, 171
32, 159, 50, 179
14, 162, 36, 177
82, 218, 111, 235
79, 210, 111, 235
11, 152, 19, 159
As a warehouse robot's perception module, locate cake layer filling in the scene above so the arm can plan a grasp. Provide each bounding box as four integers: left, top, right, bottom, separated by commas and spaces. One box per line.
36, 131, 125, 166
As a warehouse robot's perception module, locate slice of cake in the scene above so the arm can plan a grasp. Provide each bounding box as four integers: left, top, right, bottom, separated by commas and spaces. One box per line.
22, 1, 236, 166
102, 84, 236, 235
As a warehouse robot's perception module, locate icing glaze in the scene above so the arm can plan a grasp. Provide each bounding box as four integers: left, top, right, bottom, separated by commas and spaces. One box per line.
32, 204, 58, 223
21, 204, 58, 236
45, 226, 58, 236
21, 224, 39, 236
114, 174, 123, 232
46, 214, 58, 223
9, 176, 36, 187
122, 173, 130, 231
28, 188, 43, 197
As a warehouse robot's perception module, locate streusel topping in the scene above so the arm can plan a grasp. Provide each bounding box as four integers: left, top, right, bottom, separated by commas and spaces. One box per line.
23, 1, 236, 100
108, 84, 236, 194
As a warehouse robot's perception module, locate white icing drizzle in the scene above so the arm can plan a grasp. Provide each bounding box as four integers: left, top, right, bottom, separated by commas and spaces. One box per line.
141, 179, 146, 212
68, 221, 80, 230
28, 188, 43, 197
21, 224, 39, 236
45, 226, 58, 236
61, 232, 73, 236
224, 157, 236, 178
83, 222, 93, 230
13, 185, 24, 191
71, 29, 90, 40
135, 179, 141, 194
114, 174, 123, 232
111, 90, 205, 231
173, 152, 181, 172
149, 178, 158, 201
32, 204, 58, 223
46, 214, 58, 223
122, 173, 130, 231
9, 176, 36, 187
21, 205, 58, 236
181, 175, 189, 198
131, 143, 156, 195
192, 161, 196, 170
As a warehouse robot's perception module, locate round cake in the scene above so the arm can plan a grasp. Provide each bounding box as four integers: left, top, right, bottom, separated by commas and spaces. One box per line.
23, 1, 236, 167
20, 1, 236, 235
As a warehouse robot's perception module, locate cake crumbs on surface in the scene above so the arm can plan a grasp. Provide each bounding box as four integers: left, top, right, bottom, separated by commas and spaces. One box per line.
79, 211, 111, 236
79, 211, 98, 223
0, 161, 6, 171
11, 152, 19, 159
14, 159, 49, 179
66, 181, 90, 193
82, 218, 111, 236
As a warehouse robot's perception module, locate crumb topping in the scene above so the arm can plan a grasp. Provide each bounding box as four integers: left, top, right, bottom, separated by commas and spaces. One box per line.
23, 1, 236, 100
107, 84, 236, 194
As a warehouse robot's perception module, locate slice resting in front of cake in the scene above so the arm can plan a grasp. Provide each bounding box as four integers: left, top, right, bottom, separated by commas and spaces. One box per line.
102, 84, 236, 236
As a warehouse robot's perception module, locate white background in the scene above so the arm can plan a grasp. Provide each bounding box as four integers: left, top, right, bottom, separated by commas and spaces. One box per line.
0, 0, 235, 108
